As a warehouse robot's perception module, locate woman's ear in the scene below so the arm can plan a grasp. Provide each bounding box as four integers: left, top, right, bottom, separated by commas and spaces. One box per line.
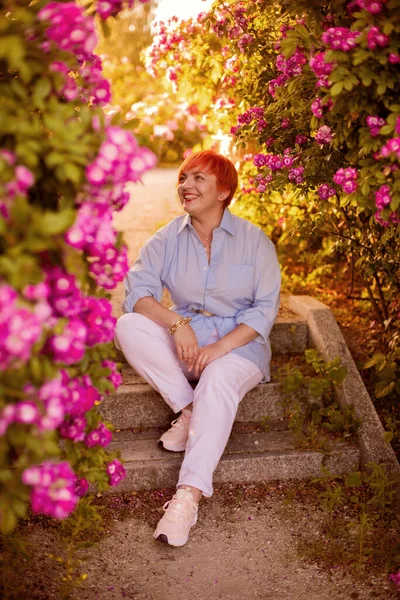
218, 189, 230, 202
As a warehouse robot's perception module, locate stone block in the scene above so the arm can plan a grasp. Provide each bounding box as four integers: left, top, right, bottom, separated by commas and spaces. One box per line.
288, 295, 400, 474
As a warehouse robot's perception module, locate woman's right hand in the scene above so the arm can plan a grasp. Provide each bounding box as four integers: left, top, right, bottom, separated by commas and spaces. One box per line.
173, 324, 199, 370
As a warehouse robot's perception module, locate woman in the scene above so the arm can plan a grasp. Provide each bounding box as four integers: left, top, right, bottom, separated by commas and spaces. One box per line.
115, 150, 281, 547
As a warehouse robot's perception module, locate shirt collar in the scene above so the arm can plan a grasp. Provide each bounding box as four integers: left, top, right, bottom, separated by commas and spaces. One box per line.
177, 208, 236, 236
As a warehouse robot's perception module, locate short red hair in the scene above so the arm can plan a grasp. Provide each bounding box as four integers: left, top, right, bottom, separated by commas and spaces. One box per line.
178, 150, 238, 207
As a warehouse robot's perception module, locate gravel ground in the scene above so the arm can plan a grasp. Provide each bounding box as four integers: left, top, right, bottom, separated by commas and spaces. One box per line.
4, 483, 397, 600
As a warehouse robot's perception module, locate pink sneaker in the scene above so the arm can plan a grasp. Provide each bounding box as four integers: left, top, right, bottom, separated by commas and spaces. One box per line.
158, 408, 191, 452
153, 488, 198, 546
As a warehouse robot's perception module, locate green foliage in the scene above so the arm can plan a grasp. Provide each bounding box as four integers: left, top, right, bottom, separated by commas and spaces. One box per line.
0, 0, 136, 539
280, 349, 360, 447
304, 463, 400, 575
364, 344, 400, 399
96, 4, 207, 163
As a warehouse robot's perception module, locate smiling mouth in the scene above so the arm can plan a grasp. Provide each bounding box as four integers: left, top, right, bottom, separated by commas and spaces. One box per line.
183, 194, 199, 202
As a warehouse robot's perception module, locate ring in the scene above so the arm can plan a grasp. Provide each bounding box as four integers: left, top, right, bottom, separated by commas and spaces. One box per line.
182, 350, 188, 354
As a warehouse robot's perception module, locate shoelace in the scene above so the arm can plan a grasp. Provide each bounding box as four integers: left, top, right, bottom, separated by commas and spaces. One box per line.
170, 411, 191, 430
163, 495, 198, 523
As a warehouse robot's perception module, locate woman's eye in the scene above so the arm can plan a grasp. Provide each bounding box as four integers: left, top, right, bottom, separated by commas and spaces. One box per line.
195, 176, 203, 181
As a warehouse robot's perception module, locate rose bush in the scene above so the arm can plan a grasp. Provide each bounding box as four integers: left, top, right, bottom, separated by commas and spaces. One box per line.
93, 7, 209, 164
0, 0, 155, 534
147, 0, 400, 393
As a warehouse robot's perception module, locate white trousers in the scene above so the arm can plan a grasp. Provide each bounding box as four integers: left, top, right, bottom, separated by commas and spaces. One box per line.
115, 313, 263, 497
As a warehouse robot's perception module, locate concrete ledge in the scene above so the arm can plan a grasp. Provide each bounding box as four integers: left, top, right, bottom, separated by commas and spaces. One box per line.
108, 429, 360, 493
270, 320, 308, 355
100, 382, 286, 429
288, 295, 400, 474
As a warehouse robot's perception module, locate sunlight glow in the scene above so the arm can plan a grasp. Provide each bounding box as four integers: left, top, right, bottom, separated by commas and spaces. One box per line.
155, 0, 214, 22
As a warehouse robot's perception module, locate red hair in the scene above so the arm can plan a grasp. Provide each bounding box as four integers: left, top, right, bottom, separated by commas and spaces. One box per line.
178, 150, 238, 207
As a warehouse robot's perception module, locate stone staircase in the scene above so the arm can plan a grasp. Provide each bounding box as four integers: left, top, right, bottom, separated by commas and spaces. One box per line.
101, 301, 360, 493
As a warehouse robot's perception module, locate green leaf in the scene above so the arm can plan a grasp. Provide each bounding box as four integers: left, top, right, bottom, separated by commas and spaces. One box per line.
63, 163, 82, 185
39, 210, 76, 235
345, 472, 363, 487
33, 77, 52, 109
379, 124, 394, 135
384, 431, 394, 444
0, 36, 26, 71
361, 181, 370, 196
330, 81, 344, 96
375, 380, 395, 398
376, 81, 387, 95
0, 506, 17, 535
363, 353, 384, 369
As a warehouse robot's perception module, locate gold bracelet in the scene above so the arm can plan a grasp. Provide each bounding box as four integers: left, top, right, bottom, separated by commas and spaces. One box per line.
168, 316, 192, 335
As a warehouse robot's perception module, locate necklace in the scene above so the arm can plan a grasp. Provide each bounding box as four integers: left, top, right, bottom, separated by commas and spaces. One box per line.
197, 232, 212, 252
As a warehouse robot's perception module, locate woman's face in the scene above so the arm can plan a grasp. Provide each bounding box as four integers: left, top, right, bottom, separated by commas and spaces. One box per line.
178, 168, 226, 217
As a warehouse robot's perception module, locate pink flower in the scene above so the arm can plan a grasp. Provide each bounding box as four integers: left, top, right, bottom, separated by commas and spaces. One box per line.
315, 125, 333, 144
22, 461, 79, 519
238, 34, 254, 52
84, 423, 112, 448
59, 415, 87, 442
309, 51, 334, 86
38, 2, 98, 59
61, 371, 100, 416
311, 98, 323, 118
75, 477, 89, 497
14, 401, 40, 425
166, 67, 178, 81
389, 570, 400, 591
15, 166, 34, 192
102, 359, 122, 389
0, 286, 43, 371
48, 317, 87, 365
342, 180, 358, 193
374, 184, 391, 209
106, 459, 126, 486
321, 27, 361, 52
295, 134, 308, 145
318, 184, 336, 200
367, 26, 389, 50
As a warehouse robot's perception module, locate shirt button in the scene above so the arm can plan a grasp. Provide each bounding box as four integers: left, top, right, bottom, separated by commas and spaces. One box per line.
203, 266, 208, 271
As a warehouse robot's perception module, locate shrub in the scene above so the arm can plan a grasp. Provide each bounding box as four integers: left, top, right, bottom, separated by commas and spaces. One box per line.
0, 0, 155, 534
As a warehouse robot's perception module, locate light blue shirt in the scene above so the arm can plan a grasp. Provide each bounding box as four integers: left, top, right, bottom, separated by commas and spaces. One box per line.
123, 208, 281, 381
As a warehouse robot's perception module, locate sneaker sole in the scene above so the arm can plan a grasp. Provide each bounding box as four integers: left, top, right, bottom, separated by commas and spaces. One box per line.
158, 439, 187, 452
153, 532, 188, 547
153, 517, 197, 547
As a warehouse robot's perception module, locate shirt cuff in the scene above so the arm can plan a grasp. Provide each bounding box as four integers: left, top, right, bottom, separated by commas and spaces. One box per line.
236, 308, 273, 344
123, 287, 155, 313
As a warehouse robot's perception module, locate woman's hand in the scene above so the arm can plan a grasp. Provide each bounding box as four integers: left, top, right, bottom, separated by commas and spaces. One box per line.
173, 324, 199, 367
191, 341, 229, 377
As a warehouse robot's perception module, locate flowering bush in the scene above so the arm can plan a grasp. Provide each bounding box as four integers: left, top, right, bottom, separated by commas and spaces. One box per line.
0, 0, 154, 534
147, 0, 400, 370
125, 94, 208, 163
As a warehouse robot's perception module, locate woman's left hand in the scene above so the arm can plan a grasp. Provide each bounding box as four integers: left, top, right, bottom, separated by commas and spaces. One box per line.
190, 341, 229, 377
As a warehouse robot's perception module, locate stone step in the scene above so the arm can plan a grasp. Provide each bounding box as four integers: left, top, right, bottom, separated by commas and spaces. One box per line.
270, 312, 307, 355
107, 428, 360, 493
100, 380, 287, 430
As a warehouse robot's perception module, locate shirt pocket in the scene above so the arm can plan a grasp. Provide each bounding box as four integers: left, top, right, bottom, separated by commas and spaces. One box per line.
228, 265, 255, 304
